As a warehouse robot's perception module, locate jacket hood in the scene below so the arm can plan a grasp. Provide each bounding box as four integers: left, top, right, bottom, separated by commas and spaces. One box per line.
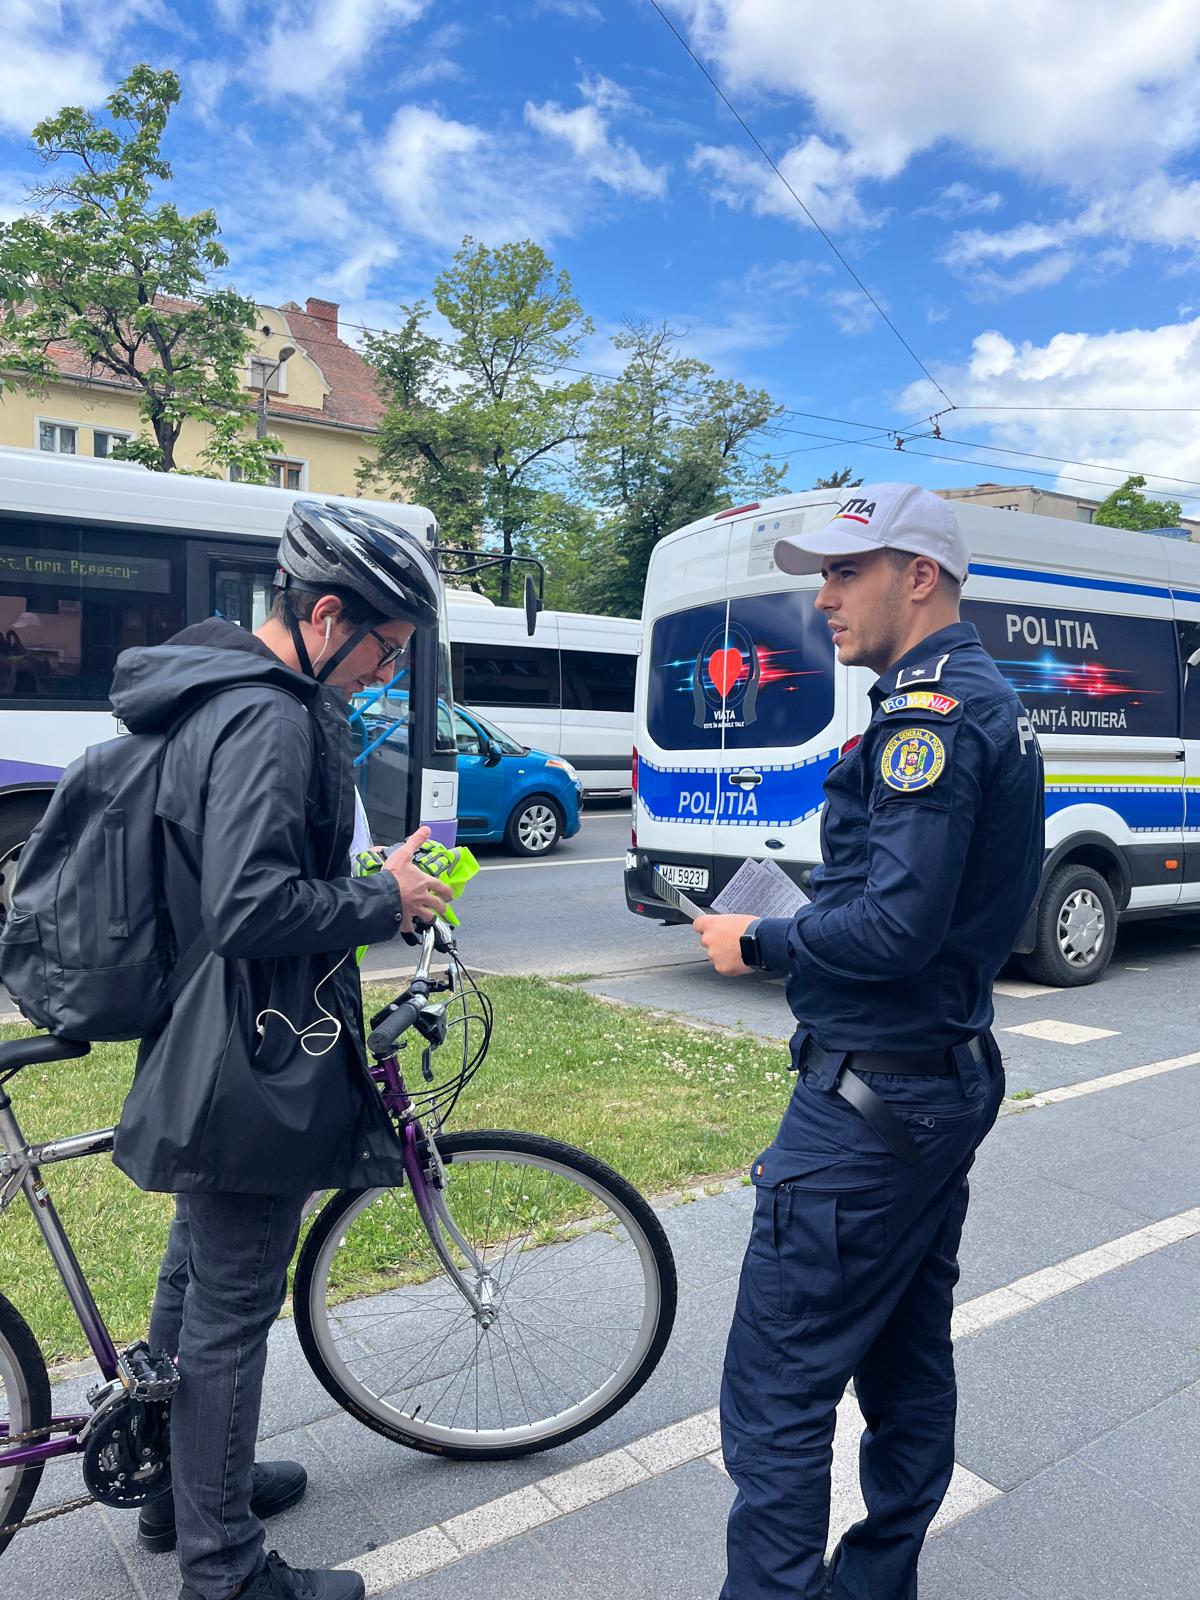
110, 618, 318, 734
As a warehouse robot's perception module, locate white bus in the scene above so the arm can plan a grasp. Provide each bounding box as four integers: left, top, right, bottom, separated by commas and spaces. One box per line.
446, 595, 639, 793
626, 489, 1200, 986
0, 449, 458, 919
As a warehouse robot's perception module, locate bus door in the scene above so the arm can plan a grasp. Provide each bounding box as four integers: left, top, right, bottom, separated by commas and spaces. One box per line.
186, 539, 279, 632
632, 517, 734, 907
710, 507, 841, 896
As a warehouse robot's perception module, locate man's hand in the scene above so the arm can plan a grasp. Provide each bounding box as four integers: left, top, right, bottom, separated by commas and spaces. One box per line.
383, 827, 453, 933
694, 913, 756, 976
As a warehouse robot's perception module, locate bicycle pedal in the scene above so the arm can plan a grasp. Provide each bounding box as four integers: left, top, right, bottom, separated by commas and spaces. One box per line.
117, 1341, 179, 1402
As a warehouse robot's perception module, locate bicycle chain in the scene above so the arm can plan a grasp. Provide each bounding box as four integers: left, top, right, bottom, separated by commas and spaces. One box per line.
0, 1424, 95, 1540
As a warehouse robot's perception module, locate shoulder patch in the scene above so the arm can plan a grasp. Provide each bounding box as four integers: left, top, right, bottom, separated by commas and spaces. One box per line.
893, 653, 951, 690
880, 690, 960, 717
880, 727, 946, 792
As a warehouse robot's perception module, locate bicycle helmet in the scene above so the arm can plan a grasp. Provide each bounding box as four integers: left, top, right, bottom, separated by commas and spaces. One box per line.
275, 499, 441, 682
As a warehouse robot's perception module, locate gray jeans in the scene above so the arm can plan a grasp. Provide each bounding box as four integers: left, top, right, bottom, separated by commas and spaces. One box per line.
149, 1191, 308, 1599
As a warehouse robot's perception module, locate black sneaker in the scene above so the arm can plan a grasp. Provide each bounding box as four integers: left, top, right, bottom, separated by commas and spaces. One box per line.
140, 1460, 308, 1553
240, 1550, 365, 1600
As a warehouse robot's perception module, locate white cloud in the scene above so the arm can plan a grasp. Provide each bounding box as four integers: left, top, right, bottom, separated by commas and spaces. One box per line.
376, 106, 573, 246
672, 1, 1200, 254
0, 1, 109, 134
255, 0, 430, 99
525, 76, 667, 199
924, 182, 1002, 219
824, 287, 884, 335
689, 135, 881, 232
899, 316, 1200, 505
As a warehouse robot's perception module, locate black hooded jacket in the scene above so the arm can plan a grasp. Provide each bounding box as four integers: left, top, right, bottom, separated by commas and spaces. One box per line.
111, 619, 408, 1194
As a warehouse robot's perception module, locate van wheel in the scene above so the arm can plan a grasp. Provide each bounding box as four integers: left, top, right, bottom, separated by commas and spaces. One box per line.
0, 798, 46, 930
1019, 863, 1117, 987
505, 797, 563, 856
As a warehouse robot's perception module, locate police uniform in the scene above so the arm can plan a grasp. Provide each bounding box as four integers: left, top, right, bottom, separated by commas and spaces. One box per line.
721, 619, 1044, 1600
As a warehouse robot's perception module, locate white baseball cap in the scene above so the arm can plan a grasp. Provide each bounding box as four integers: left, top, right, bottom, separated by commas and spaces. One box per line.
773, 482, 969, 583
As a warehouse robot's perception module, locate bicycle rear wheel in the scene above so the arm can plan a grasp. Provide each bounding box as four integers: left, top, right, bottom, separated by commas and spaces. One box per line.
0, 1292, 51, 1556
294, 1131, 677, 1459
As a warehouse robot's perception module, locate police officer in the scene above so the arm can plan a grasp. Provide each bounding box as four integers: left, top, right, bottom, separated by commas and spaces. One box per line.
694, 483, 1044, 1600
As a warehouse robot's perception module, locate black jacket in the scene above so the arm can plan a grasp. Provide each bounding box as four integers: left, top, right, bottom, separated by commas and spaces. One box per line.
111, 619, 408, 1194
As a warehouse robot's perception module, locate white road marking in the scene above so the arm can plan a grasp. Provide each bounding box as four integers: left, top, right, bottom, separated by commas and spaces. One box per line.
1003, 1018, 1119, 1045
1021, 1049, 1200, 1109
992, 978, 1062, 999
477, 855, 626, 872
336, 1203, 1200, 1595
1123, 966, 1150, 972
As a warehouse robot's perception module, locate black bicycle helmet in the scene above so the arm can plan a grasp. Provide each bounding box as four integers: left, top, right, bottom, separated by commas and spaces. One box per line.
275, 500, 441, 683
277, 500, 441, 629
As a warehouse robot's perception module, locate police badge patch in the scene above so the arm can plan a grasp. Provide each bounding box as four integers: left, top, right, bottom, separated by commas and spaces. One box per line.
881, 727, 946, 792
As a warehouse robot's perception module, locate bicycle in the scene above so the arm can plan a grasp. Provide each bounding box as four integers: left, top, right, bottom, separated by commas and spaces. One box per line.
0, 920, 677, 1552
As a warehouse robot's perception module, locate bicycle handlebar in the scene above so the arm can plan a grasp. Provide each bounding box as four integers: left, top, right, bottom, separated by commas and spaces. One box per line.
366, 920, 452, 1058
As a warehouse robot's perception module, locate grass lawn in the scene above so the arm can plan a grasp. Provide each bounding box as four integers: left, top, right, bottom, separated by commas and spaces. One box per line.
1, 977, 791, 1364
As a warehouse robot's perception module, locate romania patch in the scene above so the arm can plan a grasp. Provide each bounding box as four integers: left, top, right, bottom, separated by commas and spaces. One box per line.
880, 691, 959, 717
881, 727, 946, 792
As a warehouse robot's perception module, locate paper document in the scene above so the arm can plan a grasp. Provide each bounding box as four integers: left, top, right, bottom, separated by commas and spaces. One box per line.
711, 858, 810, 919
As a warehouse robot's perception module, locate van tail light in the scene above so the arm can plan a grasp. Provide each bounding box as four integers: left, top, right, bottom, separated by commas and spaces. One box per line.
841, 735, 862, 756
715, 502, 761, 520
630, 747, 638, 847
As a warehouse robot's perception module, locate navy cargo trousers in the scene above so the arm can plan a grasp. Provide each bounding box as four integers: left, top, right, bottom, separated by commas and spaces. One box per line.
720, 1034, 1005, 1600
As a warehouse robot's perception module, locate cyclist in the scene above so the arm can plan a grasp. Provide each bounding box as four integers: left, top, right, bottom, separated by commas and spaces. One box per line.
109, 502, 451, 1600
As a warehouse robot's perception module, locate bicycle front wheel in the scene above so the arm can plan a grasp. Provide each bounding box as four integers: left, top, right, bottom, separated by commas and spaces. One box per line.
0, 1291, 51, 1557
293, 1131, 677, 1459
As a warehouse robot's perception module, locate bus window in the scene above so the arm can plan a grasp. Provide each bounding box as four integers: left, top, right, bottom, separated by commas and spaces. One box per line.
561, 649, 636, 713
455, 641, 561, 708
964, 599, 1179, 738
211, 561, 276, 630
0, 520, 185, 704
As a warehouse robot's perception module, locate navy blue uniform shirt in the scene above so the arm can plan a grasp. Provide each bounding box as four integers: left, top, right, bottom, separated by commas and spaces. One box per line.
756, 621, 1045, 1054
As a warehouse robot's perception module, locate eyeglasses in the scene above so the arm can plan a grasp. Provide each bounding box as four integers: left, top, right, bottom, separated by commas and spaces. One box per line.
368, 629, 409, 670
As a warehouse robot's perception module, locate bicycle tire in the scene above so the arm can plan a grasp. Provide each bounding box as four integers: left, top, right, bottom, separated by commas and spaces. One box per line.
0, 1292, 51, 1556
293, 1130, 677, 1460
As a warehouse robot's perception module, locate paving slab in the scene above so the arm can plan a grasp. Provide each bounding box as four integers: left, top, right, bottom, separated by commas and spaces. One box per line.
375, 1522, 587, 1599
1074, 1383, 1200, 1529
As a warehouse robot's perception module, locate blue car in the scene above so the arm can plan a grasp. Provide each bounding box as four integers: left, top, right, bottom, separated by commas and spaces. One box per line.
452, 705, 583, 855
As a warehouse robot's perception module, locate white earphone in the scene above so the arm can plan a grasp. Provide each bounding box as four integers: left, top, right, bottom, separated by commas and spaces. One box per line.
312, 614, 333, 669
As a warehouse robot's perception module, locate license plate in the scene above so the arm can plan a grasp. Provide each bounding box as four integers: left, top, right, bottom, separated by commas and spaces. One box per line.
655, 863, 709, 891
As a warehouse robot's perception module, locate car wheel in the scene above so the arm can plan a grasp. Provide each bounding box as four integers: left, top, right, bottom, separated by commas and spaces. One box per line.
0, 798, 46, 931
505, 796, 563, 857
1019, 862, 1117, 987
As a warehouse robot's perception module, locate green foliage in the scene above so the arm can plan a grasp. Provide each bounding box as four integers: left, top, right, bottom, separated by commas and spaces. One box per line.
362, 238, 594, 603
811, 466, 862, 490
577, 322, 786, 616
1093, 474, 1183, 531
0, 64, 261, 474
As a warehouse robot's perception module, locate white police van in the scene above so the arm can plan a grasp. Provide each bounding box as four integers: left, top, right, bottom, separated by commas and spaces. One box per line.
625, 490, 1200, 986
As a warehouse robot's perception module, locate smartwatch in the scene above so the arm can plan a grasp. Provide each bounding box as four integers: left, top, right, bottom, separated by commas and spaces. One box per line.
739, 918, 769, 972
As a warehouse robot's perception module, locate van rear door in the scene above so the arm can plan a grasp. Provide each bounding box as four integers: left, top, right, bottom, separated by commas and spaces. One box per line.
630, 517, 734, 910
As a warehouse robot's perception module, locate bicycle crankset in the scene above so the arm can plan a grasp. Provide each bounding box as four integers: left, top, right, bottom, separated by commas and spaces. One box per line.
80, 1343, 177, 1508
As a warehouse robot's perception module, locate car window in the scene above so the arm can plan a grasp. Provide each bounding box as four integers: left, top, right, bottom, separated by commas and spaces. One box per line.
453, 711, 483, 756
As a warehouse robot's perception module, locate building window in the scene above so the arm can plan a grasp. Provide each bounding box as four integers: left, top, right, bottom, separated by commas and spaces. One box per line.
248, 356, 287, 394
1075, 505, 1094, 523
229, 458, 305, 490
93, 429, 133, 460
38, 421, 77, 455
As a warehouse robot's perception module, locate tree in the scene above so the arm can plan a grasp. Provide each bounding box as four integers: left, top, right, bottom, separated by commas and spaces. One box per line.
0, 64, 278, 478
811, 467, 862, 490
576, 322, 786, 616
1093, 474, 1183, 531
362, 239, 594, 603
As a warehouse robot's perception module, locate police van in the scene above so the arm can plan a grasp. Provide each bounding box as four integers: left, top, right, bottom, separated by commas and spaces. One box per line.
625, 489, 1200, 986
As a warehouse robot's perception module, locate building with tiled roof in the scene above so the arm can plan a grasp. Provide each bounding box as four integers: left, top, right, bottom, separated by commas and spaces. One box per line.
0, 296, 384, 495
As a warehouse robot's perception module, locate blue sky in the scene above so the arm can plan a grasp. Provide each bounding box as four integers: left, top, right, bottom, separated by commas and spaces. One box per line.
4, 0, 1200, 512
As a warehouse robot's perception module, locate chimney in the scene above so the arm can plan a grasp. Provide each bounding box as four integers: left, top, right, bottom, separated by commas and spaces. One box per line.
306, 297, 339, 336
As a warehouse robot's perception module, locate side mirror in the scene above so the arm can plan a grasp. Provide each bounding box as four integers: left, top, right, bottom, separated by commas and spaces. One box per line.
524, 573, 544, 637
482, 739, 503, 768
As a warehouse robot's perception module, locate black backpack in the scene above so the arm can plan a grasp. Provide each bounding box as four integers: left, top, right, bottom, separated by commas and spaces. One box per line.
0, 712, 212, 1042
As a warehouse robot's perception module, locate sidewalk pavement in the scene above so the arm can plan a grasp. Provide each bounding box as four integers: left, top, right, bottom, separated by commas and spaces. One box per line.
9, 964, 1200, 1599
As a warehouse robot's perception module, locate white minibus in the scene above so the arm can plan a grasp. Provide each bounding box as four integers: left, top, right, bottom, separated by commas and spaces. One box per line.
0, 449, 459, 922
446, 595, 639, 793
626, 490, 1200, 986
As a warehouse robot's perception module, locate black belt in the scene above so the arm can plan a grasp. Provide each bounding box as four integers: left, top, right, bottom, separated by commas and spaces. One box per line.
800, 1036, 987, 1166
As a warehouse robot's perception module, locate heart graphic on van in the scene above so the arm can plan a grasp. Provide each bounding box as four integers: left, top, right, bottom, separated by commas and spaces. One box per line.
707, 647, 744, 698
